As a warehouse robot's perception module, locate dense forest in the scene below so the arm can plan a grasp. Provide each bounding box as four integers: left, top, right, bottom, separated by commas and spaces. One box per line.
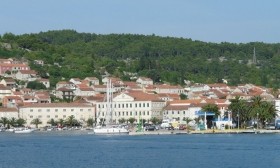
0, 30, 280, 88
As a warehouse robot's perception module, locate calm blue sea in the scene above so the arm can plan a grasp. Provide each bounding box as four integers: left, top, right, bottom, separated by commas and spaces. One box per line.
0, 131, 279, 168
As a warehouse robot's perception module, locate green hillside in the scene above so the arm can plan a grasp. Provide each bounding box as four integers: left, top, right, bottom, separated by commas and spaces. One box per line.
1, 30, 280, 88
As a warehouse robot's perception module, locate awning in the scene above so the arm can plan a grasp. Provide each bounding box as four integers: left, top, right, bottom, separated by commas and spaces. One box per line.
195, 110, 215, 116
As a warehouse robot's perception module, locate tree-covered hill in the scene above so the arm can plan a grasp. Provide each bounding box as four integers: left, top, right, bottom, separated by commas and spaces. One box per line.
0, 30, 280, 88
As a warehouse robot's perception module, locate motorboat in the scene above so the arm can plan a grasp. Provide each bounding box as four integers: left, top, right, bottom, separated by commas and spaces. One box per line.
14, 128, 34, 134
93, 125, 129, 135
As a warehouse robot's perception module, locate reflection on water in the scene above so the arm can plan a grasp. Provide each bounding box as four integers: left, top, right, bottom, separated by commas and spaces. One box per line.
0, 132, 280, 168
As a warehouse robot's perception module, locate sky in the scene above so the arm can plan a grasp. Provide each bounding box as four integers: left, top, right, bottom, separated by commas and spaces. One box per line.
0, 0, 279, 43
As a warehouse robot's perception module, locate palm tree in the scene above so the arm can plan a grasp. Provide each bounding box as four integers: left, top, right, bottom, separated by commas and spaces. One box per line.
47, 118, 56, 126
118, 118, 126, 124
128, 117, 136, 125
57, 119, 64, 127
150, 117, 160, 125
9, 117, 17, 127
86, 118, 95, 127
183, 117, 193, 132
17, 118, 26, 127
201, 104, 220, 117
0, 117, 9, 128
66, 115, 76, 127
229, 96, 250, 128
31, 118, 42, 128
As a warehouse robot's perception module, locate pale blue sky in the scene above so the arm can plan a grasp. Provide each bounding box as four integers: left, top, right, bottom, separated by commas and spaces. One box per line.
0, 0, 279, 43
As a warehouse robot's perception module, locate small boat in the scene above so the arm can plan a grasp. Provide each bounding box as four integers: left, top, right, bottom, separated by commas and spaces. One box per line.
93, 125, 129, 135
14, 128, 34, 134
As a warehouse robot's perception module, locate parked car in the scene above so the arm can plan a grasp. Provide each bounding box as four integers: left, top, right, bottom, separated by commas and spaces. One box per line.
145, 125, 156, 131
179, 124, 187, 130
265, 123, 275, 130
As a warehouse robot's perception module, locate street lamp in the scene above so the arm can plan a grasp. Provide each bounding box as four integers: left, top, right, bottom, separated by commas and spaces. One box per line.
237, 110, 240, 131
257, 112, 259, 130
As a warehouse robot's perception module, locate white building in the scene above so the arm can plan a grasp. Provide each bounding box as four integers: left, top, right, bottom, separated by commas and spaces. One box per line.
136, 77, 153, 87
95, 91, 165, 124
0, 108, 18, 119
19, 103, 95, 127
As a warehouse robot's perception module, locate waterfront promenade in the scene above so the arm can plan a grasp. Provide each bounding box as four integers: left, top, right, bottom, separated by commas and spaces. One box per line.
128, 129, 280, 135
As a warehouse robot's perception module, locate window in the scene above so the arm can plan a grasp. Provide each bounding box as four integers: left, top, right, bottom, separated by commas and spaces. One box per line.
130, 112, 132, 116
38, 115, 42, 118
47, 109, 50, 112
55, 115, 58, 118
135, 104, 137, 108
143, 103, 145, 107
119, 112, 121, 116
130, 104, 132, 108
135, 112, 137, 115
147, 103, 149, 107
71, 109, 74, 112
122, 112, 124, 116
122, 104, 124, 108
178, 111, 179, 114
55, 109, 58, 112
143, 111, 145, 115
63, 115, 66, 118
126, 104, 128, 108
172, 111, 174, 115
38, 109, 41, 112
80, 109, 83, 112
147, 111, 149, 115
47, 115, 50, 118
63, 109, 66, 112
183, 111, 185, 115
30, 109, 33, 112
30, 115, 33, 118
88, 109, 91, 112
126, 112, 128, 116
139, 103, 141, 107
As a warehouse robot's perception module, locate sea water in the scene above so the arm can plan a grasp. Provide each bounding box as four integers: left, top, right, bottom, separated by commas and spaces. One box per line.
0, 131, 279, 168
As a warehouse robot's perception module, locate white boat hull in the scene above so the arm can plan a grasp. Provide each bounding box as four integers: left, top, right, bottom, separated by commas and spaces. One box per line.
14, 129, 34, 134
93, 127, 129, 135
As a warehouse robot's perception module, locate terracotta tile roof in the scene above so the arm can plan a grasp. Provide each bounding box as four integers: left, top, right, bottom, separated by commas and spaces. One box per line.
21, 103, 93, 108
0, 107, 18, 112
79, 87, 94, 91
12, 91, 23, 95
86, 95, 105, 102
4, 96, 22, 100
77, 84, 89, 88
3, 78, 16, 83
0, 84, 10, 90
19, 70, 37, 74
156, 84, 183, 89
94, 85, 107, 88
125, 90, 162, 101
164, 105, 189, 110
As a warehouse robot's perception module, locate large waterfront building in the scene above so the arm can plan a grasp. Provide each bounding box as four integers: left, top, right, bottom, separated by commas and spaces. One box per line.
19, 103, 95, 127
95, 90, 165, 124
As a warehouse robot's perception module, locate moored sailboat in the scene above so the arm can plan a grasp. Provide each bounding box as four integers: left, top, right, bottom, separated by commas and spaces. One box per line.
92, 79, 129, 135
